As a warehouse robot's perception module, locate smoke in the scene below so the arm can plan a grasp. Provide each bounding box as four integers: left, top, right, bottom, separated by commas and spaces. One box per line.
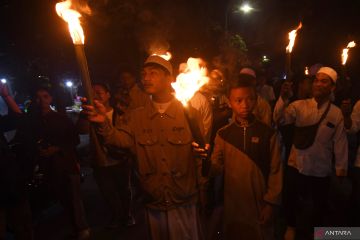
71, 0, 92, 15
76, 0, 174, 55
135, 4, 174, 55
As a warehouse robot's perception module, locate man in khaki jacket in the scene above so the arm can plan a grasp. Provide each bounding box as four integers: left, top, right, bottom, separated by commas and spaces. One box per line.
82, 56, 204, 240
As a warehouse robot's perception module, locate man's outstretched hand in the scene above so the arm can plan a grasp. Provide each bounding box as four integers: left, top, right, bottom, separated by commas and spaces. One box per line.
81, 98, 107, 123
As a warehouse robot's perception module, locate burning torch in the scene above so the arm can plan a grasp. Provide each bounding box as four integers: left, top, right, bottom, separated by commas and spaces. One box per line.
171, 58, 210, 176
341, 41, 356, 67
285, 22, 302, 81
56, 0, 94, 105
340, 41, 356, 97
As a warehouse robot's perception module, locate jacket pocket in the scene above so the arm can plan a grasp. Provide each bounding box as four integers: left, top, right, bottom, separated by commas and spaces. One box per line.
137, 133, 158, 146
167, 130, 193, 175
167, 128, 192, 145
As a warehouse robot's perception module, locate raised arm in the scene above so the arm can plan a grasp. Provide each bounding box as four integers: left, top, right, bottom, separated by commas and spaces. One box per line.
81, 99, 134, 149
273, 81, 296, 125
0, 83, 21, 114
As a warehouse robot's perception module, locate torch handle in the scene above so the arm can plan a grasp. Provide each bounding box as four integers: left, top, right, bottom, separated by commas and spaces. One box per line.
184, 106, 206, 148
74, 44, 94, 105
285, 52, 292, 81
183, 105, 210, 177
340, 65, 351, 100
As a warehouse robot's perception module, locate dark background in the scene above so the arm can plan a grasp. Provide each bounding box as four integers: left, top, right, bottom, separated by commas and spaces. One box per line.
1, 0, 360, 98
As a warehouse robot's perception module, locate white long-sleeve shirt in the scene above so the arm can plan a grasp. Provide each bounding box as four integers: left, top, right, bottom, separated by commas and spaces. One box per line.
348, 100, 360, 168
190, 92, 213, 143
274, 97, 348, 177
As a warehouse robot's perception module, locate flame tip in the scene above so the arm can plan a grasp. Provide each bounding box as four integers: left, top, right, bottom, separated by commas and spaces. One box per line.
286, 22, 302, 53
56, 0, 85, 44
342, 40, 356, 65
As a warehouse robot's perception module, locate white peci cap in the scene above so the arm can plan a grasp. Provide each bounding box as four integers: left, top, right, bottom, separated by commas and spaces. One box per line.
144, 55, 173, 75
239, 67, 256, 78
317, 67, 338, 83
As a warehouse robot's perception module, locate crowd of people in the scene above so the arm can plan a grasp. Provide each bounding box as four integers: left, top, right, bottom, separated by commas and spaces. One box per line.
0, 54, 359, 240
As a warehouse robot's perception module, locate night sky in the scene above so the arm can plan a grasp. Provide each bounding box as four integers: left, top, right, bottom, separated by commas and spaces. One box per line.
1, 0, 360, 96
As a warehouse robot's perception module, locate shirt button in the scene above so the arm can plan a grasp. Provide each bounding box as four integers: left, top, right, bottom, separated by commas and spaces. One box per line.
178, 140, 182, 143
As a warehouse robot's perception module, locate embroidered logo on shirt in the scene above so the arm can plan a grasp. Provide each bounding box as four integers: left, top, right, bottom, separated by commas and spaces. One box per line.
251, 137, 260, 143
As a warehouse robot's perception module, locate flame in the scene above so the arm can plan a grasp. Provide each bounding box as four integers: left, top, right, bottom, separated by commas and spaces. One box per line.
172, 58, 209, 106
286, 22, 302, 53
304, 66, 309, 75
341, 41, 356, 65
152, 52, 172, 61
56, 0, 85, 45
347, 41, 356, 48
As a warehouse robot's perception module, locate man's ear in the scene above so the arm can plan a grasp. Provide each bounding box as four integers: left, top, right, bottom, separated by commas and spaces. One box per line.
165, 74, 174, 83
170, 75, 175, 83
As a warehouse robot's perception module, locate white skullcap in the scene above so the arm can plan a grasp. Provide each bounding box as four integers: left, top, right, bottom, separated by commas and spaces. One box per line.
316, 67, 337, 83
239, 68, 256, 78
144, 55, 173, 75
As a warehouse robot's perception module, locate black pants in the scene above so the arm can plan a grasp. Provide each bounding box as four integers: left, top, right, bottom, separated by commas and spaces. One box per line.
93, 164, 131, 224
0, 198, 33, 240
349, 167, 360, 226
46, 173, 88, 233
284, 166, 330, 228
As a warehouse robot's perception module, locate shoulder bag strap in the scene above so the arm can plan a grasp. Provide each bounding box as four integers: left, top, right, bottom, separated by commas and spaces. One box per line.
318, 102, 331, 125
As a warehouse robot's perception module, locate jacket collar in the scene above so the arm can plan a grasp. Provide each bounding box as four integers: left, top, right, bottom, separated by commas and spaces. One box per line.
233, 114, 256, 128
147, 97, 178, 119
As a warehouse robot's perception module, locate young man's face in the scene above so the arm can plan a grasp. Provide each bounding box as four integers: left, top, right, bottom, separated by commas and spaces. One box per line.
229, 87, 257, 119
141, 66, 171, 95
120, 72, 136, 89
312, 73, 335, 99
93, 85, 111, 105
35, 89, 52, 110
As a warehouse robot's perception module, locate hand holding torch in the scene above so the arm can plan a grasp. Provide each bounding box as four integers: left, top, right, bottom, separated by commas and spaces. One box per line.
172, 58, 210, 176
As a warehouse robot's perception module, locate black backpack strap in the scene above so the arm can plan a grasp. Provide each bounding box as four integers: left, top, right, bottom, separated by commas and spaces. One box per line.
318, 102, 331, 125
